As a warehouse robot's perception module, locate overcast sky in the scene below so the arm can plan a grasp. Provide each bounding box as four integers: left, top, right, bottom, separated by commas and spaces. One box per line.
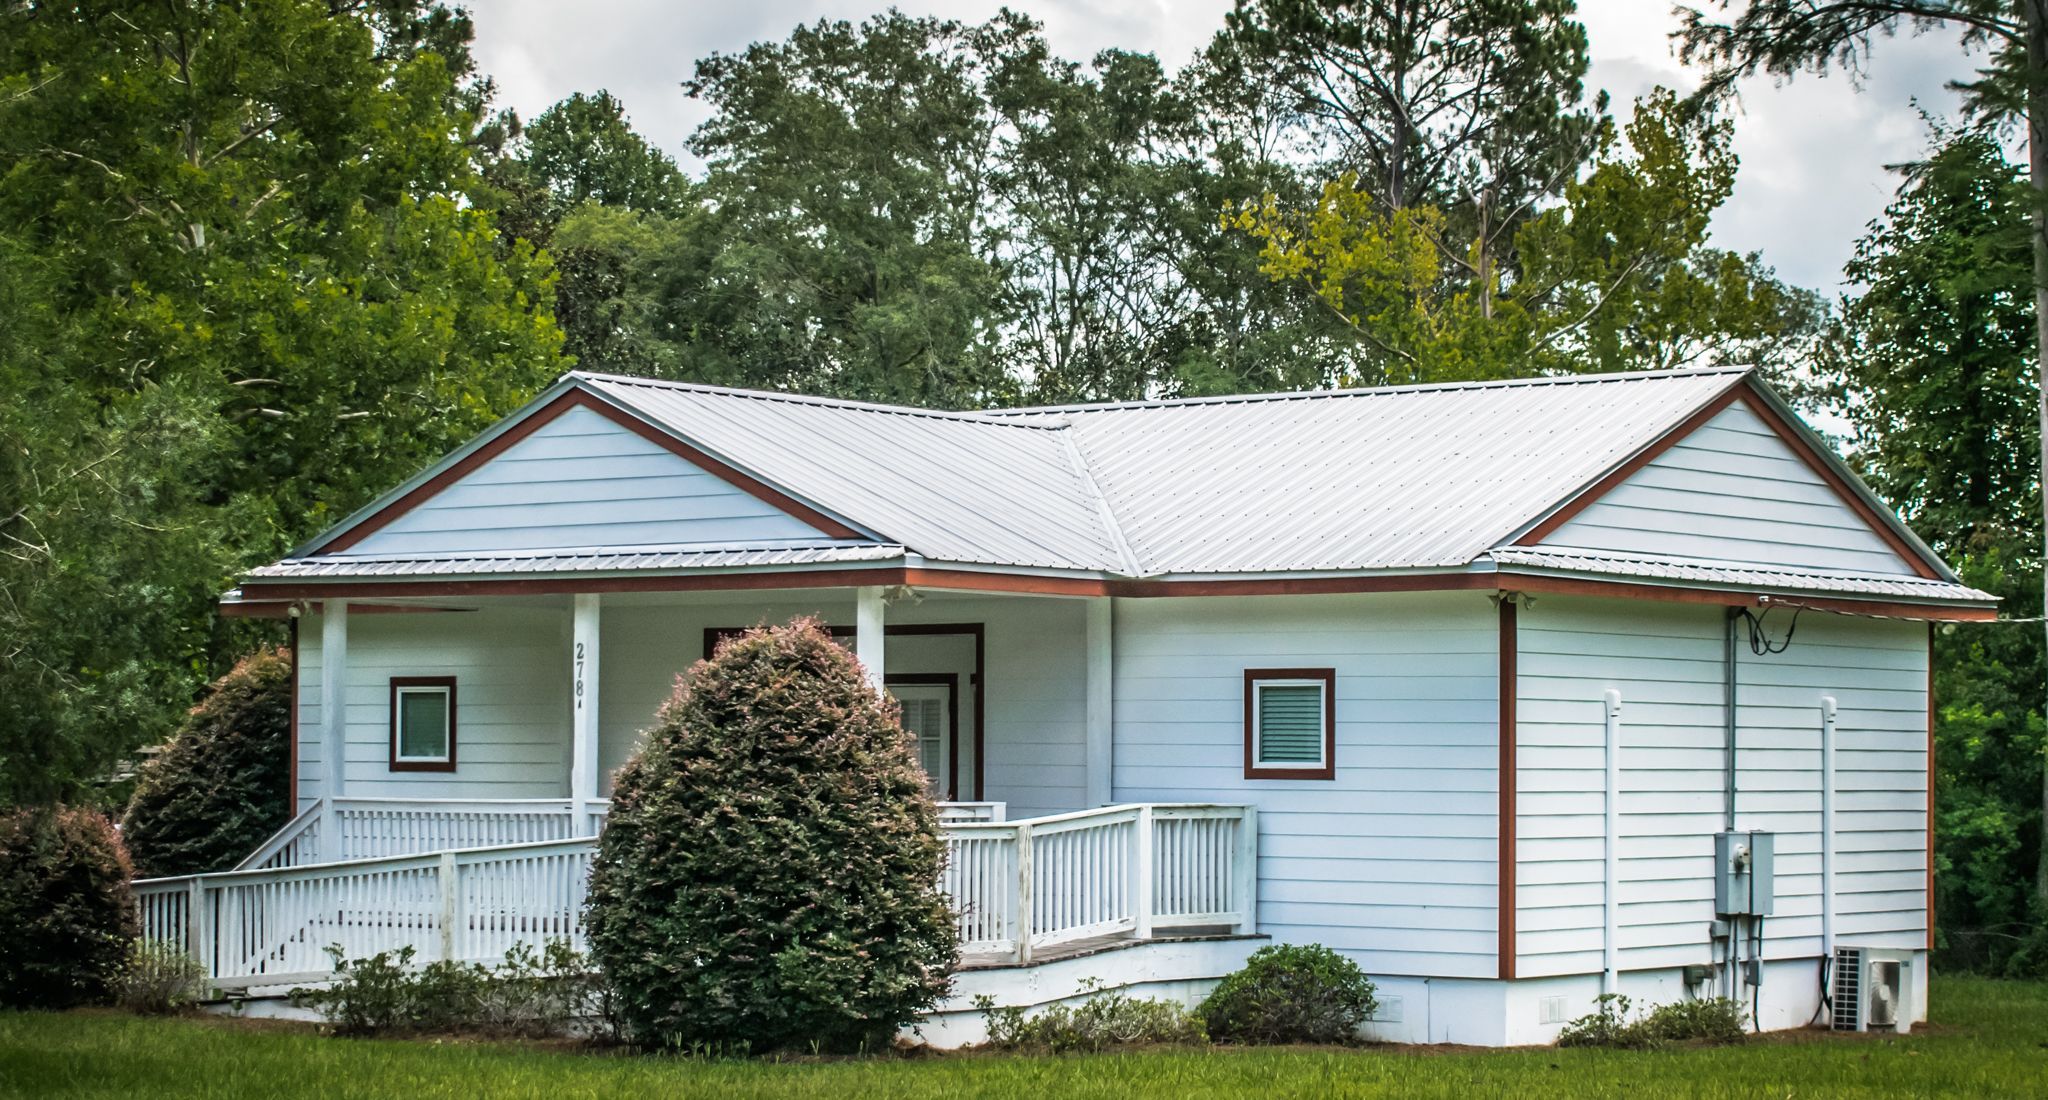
467, 1, 1989, 294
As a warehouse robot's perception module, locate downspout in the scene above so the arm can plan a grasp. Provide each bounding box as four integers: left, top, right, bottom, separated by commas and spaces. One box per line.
1723, 607, 1741, 999
1724, 607, 1740, 831
1603, 689, 1623, 998
1821, 697, 1839, 961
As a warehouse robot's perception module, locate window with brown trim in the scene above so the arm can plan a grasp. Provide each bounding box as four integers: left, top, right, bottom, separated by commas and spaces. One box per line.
389, 676, 457, 772
1243, 668, 1335, 780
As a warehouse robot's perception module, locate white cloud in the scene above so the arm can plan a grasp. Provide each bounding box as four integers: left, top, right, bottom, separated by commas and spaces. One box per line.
465, 0, 1994, 292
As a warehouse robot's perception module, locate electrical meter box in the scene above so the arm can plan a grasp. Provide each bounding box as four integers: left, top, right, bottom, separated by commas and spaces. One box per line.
1714, 830, 1775, 916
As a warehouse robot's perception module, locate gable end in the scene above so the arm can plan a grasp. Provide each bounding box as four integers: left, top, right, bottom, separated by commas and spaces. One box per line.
1515, 382, 1941, 580
315, 388, 867, 556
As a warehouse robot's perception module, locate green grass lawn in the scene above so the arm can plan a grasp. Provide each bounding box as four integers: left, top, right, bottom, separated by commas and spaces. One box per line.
3, 977, 2046, 1099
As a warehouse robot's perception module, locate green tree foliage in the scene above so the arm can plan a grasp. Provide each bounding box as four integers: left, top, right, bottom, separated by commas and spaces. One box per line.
0, 0, 564, 804
677, 11, 1015, 406
586, 619, 957, 1052
1818, 131, 2045, 970
478, 91, 691, 371
517, 91, 690, 219
1223, 0, 1607, 283
0, 807, 137, 1009
121, 649, 294, 878
1227, 90, 1814, 384
495, 11, 1359, 404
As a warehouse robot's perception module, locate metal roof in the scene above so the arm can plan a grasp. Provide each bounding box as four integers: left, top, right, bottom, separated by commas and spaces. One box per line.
1488, 545, 1993, 604
994, 367, 1752, 574
249, 541, 903, 579
578, 374, 1127, 572
257, 366, 1988, 606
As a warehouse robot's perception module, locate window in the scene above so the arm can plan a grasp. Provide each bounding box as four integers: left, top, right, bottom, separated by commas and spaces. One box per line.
389, 676, 457, 771
1243, 668, 1335, 779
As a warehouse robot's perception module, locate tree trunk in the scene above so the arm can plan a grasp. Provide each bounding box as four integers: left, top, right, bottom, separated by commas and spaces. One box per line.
2027, 0, 2048, 906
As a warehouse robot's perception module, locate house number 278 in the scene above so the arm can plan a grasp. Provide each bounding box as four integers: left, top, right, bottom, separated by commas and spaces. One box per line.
575, 641, 585, 711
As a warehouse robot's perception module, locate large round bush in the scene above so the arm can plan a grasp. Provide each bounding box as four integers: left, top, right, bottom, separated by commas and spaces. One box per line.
586, 618, 958, 1052
1197, 943, 1377, 1044
0, 806, 138, 1008
121, 648, 293, 878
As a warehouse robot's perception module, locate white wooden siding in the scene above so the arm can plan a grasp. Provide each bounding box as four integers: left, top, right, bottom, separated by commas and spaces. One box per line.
1543, 400, 1913, 575
1111, 592, 1503, 980
345, 405, 824, 556
1514, 596, 1928, 978
297, 606, 571, 808
591, 594, 1085, 818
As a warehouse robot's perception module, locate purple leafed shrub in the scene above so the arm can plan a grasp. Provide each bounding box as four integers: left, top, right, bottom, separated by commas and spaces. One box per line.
0, 806, 138, 1008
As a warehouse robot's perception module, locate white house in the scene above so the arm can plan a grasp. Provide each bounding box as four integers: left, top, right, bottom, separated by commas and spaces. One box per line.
136, 365, 1990, 1045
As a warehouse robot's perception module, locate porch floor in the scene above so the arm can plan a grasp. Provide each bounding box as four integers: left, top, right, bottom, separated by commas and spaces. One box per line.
956, 926, 1257, 971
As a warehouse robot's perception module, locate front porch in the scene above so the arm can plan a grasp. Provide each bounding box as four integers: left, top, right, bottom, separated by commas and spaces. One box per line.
162, 581, 1257, 998
132, 797, 1257, 990
281, 584, 1120, 822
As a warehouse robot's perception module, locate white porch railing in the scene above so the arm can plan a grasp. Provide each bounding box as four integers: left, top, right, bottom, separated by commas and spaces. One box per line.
941, 803, 1257, 964
145, 800, 1254, 986
236, 798, 590, 869
137, 838, 593, 990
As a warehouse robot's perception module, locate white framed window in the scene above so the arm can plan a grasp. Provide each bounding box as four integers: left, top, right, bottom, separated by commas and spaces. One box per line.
1244, 668, 1335, 779
888, 677, 955, 799
389, 677, 457, 771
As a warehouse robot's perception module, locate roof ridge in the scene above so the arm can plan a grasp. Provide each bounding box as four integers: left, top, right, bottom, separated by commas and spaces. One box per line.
569, 371, 1062, 430
985, 365, 1756, 417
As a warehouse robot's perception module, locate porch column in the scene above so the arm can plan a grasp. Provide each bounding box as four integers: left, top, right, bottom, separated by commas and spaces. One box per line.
319, 600, 348, 862
571, 593, 601, 835
1085, 598, 1113, 807
855, 586, 886, 695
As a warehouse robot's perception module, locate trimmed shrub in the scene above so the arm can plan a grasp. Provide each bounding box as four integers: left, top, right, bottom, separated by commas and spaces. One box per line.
1556, 993, 1749, 1049
117, 940, 209, 1014
1197, 943, 1377, 1045
121, 648, 293, 878
586, 618, 957, 1053
0, 806, 138, 1009
976, 982, 1207, 1052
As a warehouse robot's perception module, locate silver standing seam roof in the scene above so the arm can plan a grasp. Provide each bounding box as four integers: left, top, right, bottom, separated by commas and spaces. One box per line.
251, 366, 1993, 607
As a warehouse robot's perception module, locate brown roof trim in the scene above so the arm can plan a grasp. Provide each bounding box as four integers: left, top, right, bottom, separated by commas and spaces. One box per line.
1502, 573, 1994, 621
1513, 378, 1942, 581
234, 565, 1989, 618
316, 387, 864, 554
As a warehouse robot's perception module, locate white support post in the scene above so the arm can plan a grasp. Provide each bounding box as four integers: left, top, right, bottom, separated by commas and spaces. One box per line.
1133, 805, 1156, 939
1013, 823, 1035, 965
438, 851, 460, 963
1233, 805, 1259, 934
856, 586, 886, 695
320, 601, 349, 861
1085, 599, 1113, 807
1821, 696, 1838, 960
1603, 689, 1623, 997
185, 877, 206, 966
571, 594, 602, 835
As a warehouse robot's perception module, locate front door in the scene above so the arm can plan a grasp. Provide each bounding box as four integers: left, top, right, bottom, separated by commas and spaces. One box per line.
888, 679, 953, 799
